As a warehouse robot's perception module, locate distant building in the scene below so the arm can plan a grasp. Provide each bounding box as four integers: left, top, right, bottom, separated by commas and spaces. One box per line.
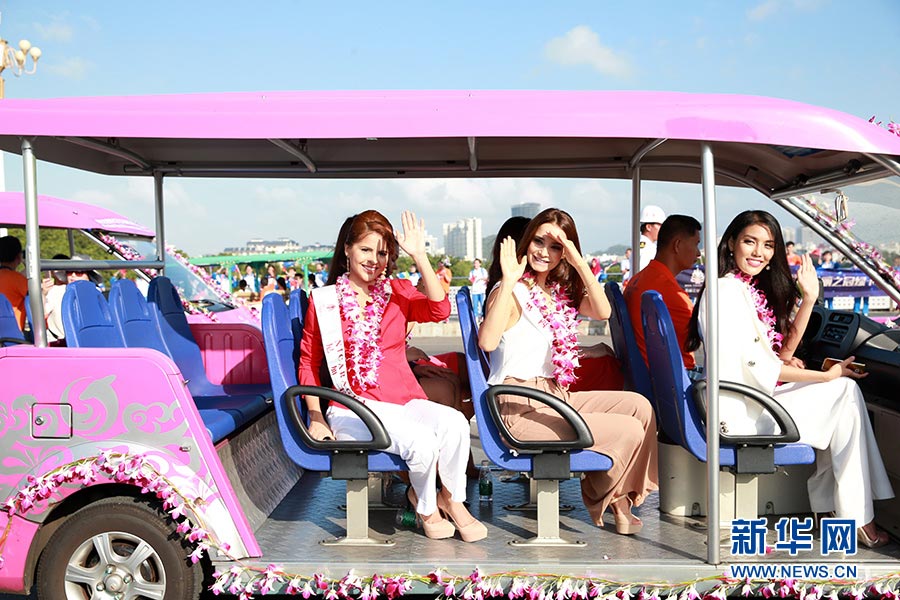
781, 226, 797, 245
511, 202, 541, 219
222, 238, 333, 255
443, 218, 483, 261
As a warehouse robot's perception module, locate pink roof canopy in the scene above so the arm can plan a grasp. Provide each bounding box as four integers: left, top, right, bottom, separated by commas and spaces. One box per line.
0, 192, 154, 236
0, 90, 897, 194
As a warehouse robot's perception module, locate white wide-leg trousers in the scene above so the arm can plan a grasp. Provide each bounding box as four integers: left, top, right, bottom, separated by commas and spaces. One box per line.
327, 398, 470, 515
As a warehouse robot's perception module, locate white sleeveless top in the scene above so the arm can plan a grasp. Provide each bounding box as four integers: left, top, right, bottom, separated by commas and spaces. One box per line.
487, 282, 555, 384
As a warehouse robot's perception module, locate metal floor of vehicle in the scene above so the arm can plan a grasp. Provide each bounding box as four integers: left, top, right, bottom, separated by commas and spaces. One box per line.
242, 471, 900, 585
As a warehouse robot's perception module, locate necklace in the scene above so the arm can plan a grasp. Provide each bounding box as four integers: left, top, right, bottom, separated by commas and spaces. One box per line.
520, 272, 580, 388
335, 273, 392, 391
731, 271, 783, 352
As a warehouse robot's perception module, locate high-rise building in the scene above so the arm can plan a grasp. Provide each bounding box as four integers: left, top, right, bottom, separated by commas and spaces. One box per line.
443, 218, 483, 261
511, 202, 541, 219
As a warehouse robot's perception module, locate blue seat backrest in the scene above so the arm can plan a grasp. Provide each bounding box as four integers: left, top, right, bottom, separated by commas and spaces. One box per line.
262, 291, 404, 472
456, 286, 532, 471
109, 279, 170, 356
0, 293, 26, 345
147, 276, 216, 393
605, 282, 653, 400
640, 291, 705, 457
288, 288, 309, 371
62, 281, 125, 348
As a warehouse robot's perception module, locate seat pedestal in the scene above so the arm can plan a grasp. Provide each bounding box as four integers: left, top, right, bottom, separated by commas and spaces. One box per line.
658, 442, 814, 522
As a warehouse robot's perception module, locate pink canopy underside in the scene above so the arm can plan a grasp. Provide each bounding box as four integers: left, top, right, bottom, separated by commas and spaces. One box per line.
0, 90, 898, 154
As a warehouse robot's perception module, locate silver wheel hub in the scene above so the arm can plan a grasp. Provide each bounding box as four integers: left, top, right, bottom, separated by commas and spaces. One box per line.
64, 531, 167, 600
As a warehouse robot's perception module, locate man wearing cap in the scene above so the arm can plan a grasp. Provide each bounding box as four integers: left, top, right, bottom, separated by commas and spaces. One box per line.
638, 204, 666, 273
0, 235, 28, 330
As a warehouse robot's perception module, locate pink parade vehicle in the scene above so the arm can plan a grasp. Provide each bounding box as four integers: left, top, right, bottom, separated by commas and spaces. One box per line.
0, 91, 899, 600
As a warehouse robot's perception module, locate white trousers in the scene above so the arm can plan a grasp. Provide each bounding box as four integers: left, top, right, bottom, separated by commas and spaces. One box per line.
773, 377, 894, 524
327, 399, 470, 516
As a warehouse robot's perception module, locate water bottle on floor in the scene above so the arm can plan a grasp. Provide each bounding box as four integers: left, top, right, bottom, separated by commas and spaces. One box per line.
478, 460, 493, 503
395, 508, 417, 528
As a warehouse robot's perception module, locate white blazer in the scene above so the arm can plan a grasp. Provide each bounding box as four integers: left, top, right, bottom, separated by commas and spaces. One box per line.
699, 275, 783, 436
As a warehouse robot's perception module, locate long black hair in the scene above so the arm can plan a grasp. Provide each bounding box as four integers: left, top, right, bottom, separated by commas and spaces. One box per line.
485, 216, 530, 299
685, 210, 798, 352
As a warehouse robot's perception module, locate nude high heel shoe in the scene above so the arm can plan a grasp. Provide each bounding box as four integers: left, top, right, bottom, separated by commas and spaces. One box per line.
611, 496, 643, 536
857, 524, 890, 549
437, 491, 487, 543
407, 486, 455, 540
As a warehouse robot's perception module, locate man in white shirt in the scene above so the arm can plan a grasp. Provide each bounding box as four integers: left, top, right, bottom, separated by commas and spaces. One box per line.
468, 258, 488, 317
638, 204, 666, 273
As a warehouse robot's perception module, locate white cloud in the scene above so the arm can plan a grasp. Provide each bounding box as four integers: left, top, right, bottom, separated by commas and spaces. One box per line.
747, 0, 779, 21
46, 56, 92, 80
543, 25, 632, 78
33, 19, 74, 42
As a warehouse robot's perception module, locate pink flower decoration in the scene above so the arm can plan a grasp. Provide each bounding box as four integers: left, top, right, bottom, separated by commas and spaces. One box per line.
520, 273, 581, 388
336, 274, 391, 391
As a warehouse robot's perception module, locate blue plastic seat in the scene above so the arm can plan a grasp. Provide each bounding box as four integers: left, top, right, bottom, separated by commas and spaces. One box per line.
62, 281, 126, 348
146, 276, 271, 400
262, 291, 404, 545
640, 291, 814, 518
0, 293, 28, 346
457, 286, 612, 547
112, 278, 269, 424
63, 279, 237, 443
605, 282, 652, 401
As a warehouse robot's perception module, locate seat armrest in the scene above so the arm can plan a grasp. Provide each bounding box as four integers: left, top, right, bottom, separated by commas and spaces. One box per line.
485, 384, 594, 453
283, 385, 391, 451
692, 379, 801, 445
0, 337, 29, 346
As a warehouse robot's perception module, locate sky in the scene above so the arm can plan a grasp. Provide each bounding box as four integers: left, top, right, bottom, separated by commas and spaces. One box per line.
0, 1, 898, 256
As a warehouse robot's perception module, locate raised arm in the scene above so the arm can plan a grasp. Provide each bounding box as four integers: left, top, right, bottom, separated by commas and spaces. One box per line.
479, 237, 526, 352
396, 210, 444, 302
548, 229, 611, 320
779, 253, 818, 362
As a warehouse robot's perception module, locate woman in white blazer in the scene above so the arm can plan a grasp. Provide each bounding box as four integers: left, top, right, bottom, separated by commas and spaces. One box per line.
686, 210, 893, 548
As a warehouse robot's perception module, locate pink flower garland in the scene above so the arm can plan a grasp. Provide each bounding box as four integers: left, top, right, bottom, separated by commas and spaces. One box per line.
336, 273, 391, 391
730, 271, 783, 352
520, 273, 581, 388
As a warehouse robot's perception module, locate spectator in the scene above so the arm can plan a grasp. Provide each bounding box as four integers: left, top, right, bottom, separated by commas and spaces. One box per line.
0, 235, 28, 330
467, 258, 488, 317
243, 265, 259, 293
638, 205, 666, 272
621, 248, 633, 283
785, 241, 802, 267
42, 254, 70, 344
436, 259, 452, 296
287, 267, 301, 290
623, 215, 701, 369
314, 262, 328, 288
406, 263, 421, 287
819, 250, 838, 270
259, 276, 277, 299
234, 279, 255, 303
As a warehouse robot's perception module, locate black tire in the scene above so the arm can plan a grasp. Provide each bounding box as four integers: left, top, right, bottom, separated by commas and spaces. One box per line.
35, 496, 202, 600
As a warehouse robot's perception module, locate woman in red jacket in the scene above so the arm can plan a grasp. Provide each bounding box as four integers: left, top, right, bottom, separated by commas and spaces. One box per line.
299, 210, 486, 543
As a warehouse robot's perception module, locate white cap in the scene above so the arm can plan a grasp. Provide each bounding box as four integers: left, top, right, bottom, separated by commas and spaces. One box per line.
640, 205, 665, 224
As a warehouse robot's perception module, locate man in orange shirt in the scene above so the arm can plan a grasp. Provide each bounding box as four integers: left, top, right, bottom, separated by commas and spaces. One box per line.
0, 236, 29, 331
623, 215, 701, 370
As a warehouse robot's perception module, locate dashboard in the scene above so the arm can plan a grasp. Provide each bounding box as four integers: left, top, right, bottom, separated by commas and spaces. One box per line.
798, 306, 900, 408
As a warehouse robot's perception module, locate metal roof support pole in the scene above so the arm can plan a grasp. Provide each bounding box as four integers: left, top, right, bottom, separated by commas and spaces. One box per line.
154, 171, 165, 275
700, 143, 720, 565
21, 138, 47, 347
631, 166, 641, 273
864, 153, 900, 179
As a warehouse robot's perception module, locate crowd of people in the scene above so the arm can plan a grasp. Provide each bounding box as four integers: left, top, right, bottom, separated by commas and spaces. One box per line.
2, 204, 894, 548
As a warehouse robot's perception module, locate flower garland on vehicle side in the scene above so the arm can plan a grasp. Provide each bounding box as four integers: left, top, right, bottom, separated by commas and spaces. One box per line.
869, 116, 900, 138
3, 450, 900, 599
336, 273, 391, 391
521, 272, 580, 387
729, 271, 783, 351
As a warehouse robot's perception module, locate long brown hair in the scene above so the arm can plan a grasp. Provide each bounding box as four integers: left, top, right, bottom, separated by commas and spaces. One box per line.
517, 208, 584, 306
327, 210, 399, 285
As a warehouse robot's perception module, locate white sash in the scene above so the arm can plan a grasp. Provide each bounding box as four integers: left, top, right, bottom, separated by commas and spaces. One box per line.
311, 285, 359, 399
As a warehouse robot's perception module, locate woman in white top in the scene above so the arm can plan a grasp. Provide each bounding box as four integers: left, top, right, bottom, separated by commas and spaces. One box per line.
479, 208, 658, 535
686, 210, 893, 548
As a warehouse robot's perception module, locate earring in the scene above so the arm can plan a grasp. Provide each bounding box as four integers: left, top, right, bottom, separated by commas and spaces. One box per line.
765, 265, 771, 271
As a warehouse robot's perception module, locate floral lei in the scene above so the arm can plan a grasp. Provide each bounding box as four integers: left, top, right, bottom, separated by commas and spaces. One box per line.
336, 273, 391, 391
731, 271, 783, 352
521, 272, 580, 387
